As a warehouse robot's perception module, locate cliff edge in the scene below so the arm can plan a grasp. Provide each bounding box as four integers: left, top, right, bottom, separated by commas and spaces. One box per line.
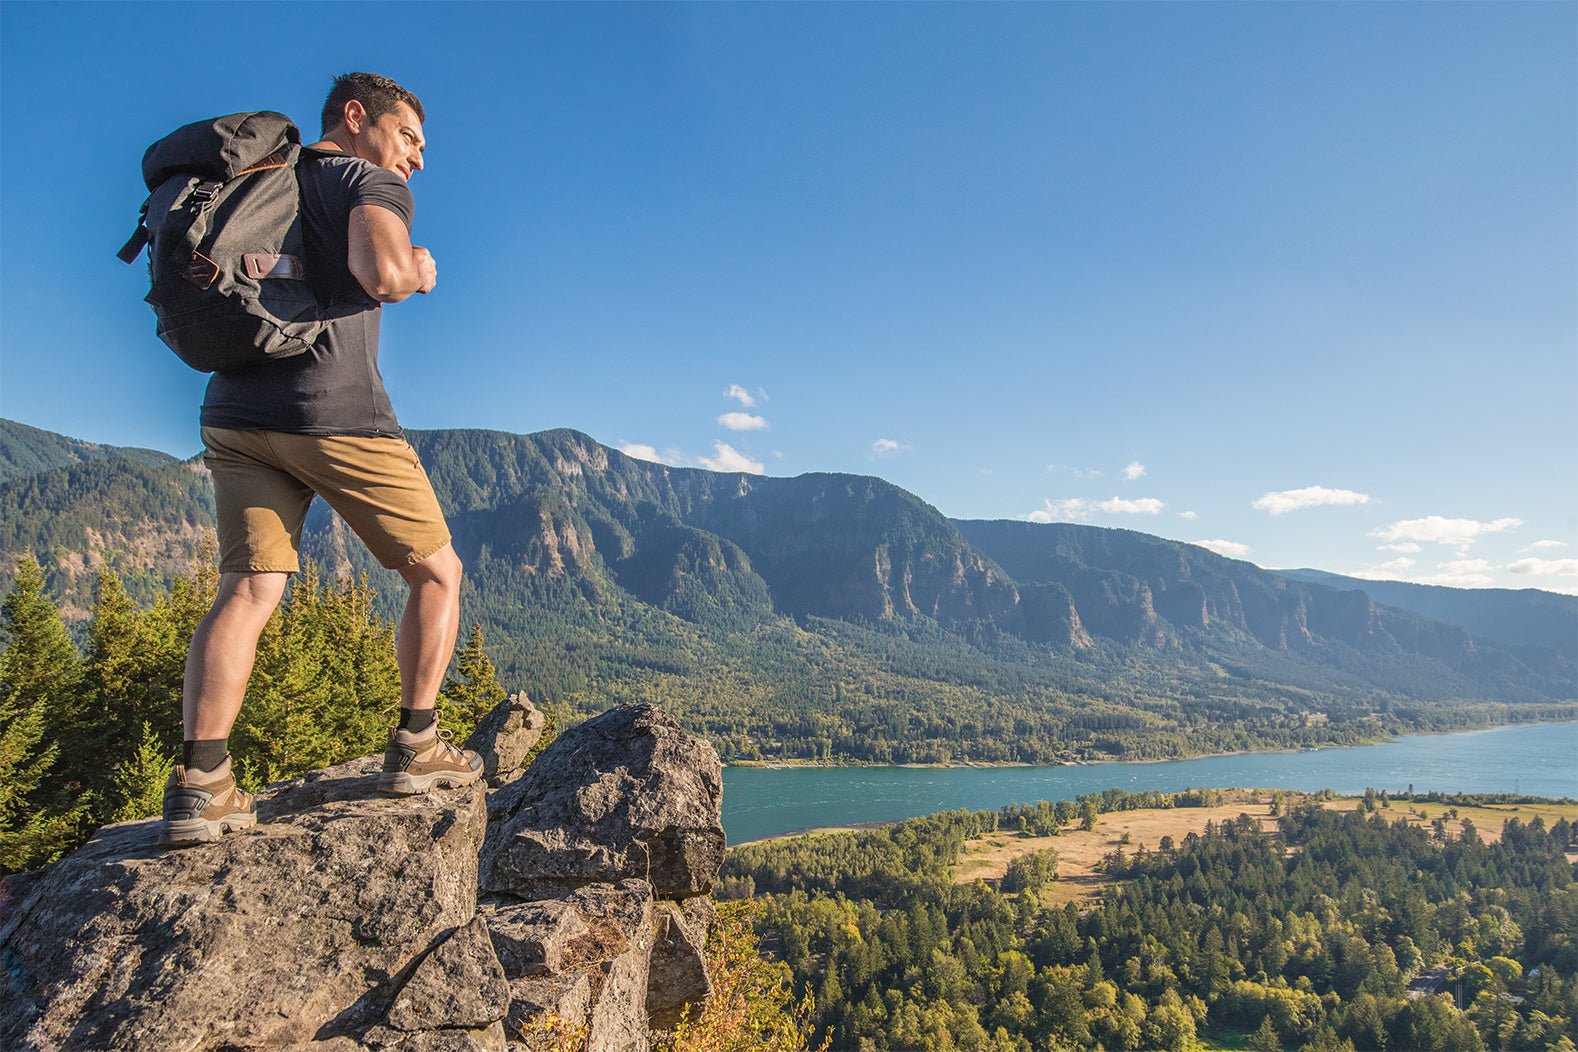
0, 699, 724, 1051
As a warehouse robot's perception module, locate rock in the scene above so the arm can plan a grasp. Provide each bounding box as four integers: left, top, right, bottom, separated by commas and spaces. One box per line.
0, 755, 488, 1050
479, 704, 724, 901
646, 899, 715, 1030
490, 881, 655, 1052
487, 899, 592, 978
465, 692, 546, 787
387, 915, 510, 1032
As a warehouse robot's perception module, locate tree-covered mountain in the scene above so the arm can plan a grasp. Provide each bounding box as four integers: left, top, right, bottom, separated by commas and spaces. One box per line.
0, 418, 179, 484
1276, 567, 1577, 662
1, 419, 1572, 763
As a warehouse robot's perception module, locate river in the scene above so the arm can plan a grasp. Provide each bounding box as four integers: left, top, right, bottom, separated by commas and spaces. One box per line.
721, 721, 1578, 844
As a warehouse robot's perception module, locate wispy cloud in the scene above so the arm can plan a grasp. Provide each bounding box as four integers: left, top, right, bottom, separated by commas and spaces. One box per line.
722, 384, 756, 408
1178, 511, 1198, 521
1193, 539, 1250, 558
1412, 559, 1497, 588
699, 442, 765, 474
1123, 461, 1146, 481
1027, 496, 1164, 522
1252, 486, 1371, 516
619, 443, 663, 464
872, 438, 909, 457
1354, 557, 1417, 578
1378, 542, 1421, 553
718, 412, 768, 431
1524, 539, 1568, 551
1508, 557, 1578, 579
1370, 516, 1522, 548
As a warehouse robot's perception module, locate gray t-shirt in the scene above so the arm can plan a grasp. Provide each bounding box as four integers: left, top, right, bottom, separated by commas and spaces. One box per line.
200, 153, 415, 436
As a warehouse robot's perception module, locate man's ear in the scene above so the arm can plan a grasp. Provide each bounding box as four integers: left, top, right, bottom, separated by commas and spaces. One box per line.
342, 99, 368, 136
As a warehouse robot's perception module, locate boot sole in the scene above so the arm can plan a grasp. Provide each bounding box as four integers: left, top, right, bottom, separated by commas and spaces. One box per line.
377, 765, 483, 796
158, 811, 258, 847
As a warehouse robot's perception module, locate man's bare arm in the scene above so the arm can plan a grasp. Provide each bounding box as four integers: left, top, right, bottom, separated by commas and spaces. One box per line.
347, 204, 437, 303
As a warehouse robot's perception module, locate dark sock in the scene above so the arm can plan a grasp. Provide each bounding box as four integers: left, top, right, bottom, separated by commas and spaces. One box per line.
398, 707, 436, 735
183, 738, 229, 774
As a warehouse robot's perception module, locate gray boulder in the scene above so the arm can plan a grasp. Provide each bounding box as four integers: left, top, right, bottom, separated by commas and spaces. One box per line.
480, 704, 724, 901
0, 755, 497, 1050
646, 898, 716, 1030
494, 881, 655, 1052
464, 692, 547, 787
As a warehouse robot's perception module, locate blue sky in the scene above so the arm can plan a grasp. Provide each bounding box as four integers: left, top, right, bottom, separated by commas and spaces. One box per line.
2, 2, 1574, 592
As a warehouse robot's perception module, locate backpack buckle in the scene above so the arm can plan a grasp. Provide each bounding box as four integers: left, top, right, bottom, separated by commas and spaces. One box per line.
189, 181, 222, 205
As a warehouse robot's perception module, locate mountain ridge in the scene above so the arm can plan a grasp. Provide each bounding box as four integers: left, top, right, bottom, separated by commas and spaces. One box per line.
2, 418, 1572, 763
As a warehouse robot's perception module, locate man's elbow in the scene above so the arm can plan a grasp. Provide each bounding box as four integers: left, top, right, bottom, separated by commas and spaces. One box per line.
353, 265, 416, 303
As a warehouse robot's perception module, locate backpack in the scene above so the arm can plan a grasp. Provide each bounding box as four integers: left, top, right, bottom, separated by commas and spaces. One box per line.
117, 112, 329, 373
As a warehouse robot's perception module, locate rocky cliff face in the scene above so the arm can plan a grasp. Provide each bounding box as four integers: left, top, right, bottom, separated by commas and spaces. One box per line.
0, 699, 723, 1052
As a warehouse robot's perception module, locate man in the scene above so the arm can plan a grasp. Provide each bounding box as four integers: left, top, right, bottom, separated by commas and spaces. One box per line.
159, 73, 481, 848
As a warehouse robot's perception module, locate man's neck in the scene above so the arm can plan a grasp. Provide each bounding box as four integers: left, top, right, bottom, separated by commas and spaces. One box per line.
308, 130, 353, 154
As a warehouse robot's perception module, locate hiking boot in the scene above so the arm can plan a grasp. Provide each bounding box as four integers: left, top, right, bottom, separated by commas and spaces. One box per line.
158, 758, 257, 847
378, 726, 483, 795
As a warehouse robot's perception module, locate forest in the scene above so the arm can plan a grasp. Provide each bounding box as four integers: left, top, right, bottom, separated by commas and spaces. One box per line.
720, 790, 1578, 1051
0, 552, 516, 874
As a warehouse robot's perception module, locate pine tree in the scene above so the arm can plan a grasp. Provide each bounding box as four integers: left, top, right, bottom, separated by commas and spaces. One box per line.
439, 622, 508, 742
1249, 1014, 1282, 1052
109, 722, 175, 822
0, 554, 85, 873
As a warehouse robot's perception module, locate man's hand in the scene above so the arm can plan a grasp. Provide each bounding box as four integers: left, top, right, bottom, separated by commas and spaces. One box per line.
412, 245, 437, 294
349, 204, 433, 303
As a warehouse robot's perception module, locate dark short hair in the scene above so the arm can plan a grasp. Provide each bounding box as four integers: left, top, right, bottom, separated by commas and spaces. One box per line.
321, 72, 425, 136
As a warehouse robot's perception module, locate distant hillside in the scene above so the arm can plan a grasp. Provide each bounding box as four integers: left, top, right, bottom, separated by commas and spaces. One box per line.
1, 420, 1572, 764
0, 418, 179, 484
1276, 567, 1577, 661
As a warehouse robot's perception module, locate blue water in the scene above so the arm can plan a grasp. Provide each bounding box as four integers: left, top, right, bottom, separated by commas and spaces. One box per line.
722, 721, 1578, 844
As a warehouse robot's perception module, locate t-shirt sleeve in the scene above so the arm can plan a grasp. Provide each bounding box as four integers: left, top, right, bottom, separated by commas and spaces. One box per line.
346, 164, 415, 231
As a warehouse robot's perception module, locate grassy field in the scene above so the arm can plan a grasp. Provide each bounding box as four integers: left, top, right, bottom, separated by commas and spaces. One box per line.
950, 791, 1578, 905
1323, 797, 1578, 853
953, 790, 1279, 906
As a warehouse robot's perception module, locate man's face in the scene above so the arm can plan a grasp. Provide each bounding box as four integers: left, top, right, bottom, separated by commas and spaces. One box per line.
353, 100, 426, 181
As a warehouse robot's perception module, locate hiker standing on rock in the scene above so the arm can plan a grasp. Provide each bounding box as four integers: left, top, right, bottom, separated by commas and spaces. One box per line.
159, 73, 482, 848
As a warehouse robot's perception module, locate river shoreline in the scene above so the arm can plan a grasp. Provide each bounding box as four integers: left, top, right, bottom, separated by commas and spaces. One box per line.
721, 716, 1578, 771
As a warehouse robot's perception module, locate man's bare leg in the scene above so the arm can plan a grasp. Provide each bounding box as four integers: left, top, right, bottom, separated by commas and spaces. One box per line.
182, 571, 290, 741
395, 543, 464, 711
379, 543, 480, 794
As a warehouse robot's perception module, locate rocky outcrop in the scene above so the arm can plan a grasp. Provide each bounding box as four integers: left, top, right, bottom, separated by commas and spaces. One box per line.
0, 699, 724, 1052
481, 704, 725, 901
468, 691, 547, 787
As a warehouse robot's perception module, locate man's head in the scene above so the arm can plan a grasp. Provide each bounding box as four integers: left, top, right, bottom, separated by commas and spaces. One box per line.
320, 72, 426, 180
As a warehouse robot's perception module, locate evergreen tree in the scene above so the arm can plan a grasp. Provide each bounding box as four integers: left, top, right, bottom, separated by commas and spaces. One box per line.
0, 554, 85, 872
109, 722, 174, 822
439, 622, 508, 741
1250, 1013, 1282, 1052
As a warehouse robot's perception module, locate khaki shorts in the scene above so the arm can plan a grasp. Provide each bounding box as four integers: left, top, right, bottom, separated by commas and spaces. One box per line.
202, 427, 451, 574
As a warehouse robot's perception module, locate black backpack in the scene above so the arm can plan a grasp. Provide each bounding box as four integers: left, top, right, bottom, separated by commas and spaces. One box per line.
117, 112, 329, 373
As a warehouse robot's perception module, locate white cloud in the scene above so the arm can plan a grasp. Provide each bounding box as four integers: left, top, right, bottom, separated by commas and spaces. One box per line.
722, 384, 756, 408
1178, 511, 1198, 521
718, 412, 768, 431
1370, 516, 1522, 547
1027, 496, 1164, 522
1525, 539, 1568, 551
872, 438, 909, 457
1378, 542, 1422, 553
1193, 539, 1250, 558
1252, 486, 1371, 516
1508, 557, 1578, 579
1412, 559, 1497, 588
698, 442, 764, 474
1074, 468, 1103, 480
1099, 497, 1163, 515
619, 443, 663, 463
1123, 461, 1146, 481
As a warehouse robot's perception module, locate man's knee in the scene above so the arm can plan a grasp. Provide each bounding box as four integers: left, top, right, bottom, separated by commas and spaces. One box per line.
215, 571, 289, 612
400, 543, 462, 593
